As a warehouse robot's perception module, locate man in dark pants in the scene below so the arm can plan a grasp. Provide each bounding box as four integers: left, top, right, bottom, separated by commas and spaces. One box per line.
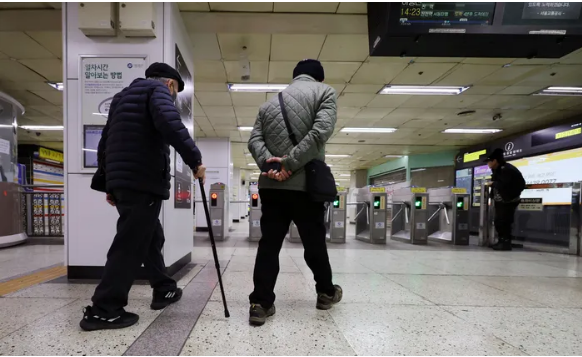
247, 60, 342, 326
81, 63, 205, 331
485, 148, 526, 251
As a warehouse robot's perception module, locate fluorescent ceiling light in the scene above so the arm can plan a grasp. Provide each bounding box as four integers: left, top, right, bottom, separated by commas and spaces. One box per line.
326, 154, 351, 158
327, 164, 333, 167
443, 128, 502, 134
82, 148, 97, 153
248, 163, 257, 166
336, 178, 350, 181
379, 85, 470, 95
245, 153, 252, 156
340, 127, 397, 133
534, 86, 582, 96
20, 125, 64, 131
339, 174, 350, 177
411, 168, 426, 172
385, 155, 403, 158
228, 83, 288, 93
47, 82, 63, 91
238, 126, 253, 131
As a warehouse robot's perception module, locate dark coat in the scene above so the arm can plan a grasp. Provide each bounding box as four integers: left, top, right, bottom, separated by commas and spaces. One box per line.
491, 161, 526, 202
94, 78, 202, 199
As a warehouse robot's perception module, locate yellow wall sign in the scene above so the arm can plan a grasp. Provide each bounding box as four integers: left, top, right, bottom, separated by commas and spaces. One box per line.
451, 188, 467, 194
555, 127, 581, 140
411, 187, 426, 193
39, 147, 64, 163
336, 186, 347, 192
463, 149, 486, 163
370, 187, 386, 193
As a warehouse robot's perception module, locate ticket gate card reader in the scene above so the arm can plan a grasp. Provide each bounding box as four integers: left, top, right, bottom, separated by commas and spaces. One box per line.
248, 187, 262, 242
355, 186, 387, 244
209, 183, 228, 241
390, 187, 428, 245
326, 189, 347, 243
427, 188, 470, 245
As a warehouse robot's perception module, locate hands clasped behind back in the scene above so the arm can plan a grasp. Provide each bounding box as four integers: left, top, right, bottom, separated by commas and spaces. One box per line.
261, 157, 292, 182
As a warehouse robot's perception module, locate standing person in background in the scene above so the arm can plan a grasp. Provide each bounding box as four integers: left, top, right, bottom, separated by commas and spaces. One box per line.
82, 63, 206, 331
485, 148, 525, 251
247, 59, 342, 326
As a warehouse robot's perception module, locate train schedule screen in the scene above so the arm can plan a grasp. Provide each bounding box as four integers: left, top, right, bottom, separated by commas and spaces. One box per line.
398, 2, 495, 26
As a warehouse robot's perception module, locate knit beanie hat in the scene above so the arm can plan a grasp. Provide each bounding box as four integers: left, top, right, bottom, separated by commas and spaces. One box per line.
292, 59, 325, 82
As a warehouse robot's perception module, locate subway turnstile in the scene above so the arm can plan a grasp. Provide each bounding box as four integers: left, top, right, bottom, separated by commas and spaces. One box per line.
355, 186, 387, 244
427, 187, 470, 245
209, 183, 229, 241
389, 187, 428, 244
248, 186, 261, 242
326, 189, 348, 243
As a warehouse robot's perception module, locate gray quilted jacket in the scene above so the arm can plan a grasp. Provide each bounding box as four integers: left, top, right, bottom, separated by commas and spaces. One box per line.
248, 75, 337, 192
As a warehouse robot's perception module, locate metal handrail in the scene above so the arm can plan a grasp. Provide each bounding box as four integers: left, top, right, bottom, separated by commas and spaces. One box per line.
355, 203, 369, 224
391, 205, 404, 223
428, 204, 442, 222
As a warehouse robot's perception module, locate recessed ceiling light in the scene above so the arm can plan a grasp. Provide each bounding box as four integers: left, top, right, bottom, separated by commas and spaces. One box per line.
245, 153, 252, 156
228, 83, 288, 93
534, 86, 582, 96
248, 163, 257, 166
411, 168, 426, 172
443, 128, 502, 134
20, 125, 64, 131
340, 127, 397, 133
47, 82, 63, 91
384, 155, 403, 158
327, 164, 333, 167
238, 126, 253, 131
378, 85, 470, 95
339, 174, 350, 177
326, 154, 352, 158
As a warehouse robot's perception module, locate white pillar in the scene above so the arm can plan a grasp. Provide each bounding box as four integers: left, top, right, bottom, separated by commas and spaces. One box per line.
64, 3, 195, 278
194, 138, 231, 230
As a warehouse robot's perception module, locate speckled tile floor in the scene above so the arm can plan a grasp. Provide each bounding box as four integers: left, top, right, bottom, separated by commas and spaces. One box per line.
1, 222, 582, 355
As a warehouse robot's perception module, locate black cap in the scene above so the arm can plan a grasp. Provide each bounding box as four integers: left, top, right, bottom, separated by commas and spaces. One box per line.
145, 62, 185, 92
484, 148, 505, 163
293, 59, 324, 82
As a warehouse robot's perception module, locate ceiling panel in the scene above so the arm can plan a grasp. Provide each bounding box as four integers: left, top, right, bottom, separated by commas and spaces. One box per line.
366, 95, 411, 108
318, 34, 369, 62
336, 2, 367, 13
355, 107, 395, 119
0, 60, 46, 82
478, 65, 545, 86
30, 90, 62, 106
496, 85, 545, 95
195, 82, 227, 92
19, 59, 62, 82
319, 62, 361, 83
337, 93, 374, 107
194, 61, 227, 82
209, 2, 273, 12
337, 107, 362, 119
343, 84, 383, 93
203, 106, 235, 118
436, 64, 501, 86
190, 34, 221, 60
0, 32, 55, 59
399, 95, 445, 108
25, 31, 62, 59
351, 62, 408, 84
223, 60, 269, 82
516, 65, 582, 86
463, 85, 506, 95
179, 2, 210, 11
433, 95, 489, 109
231, 92, 267, 107
274, 2, 339, 13
234, 106, 260, 118
268, 61, 295, 83
217, 34, 271, 61
391, 63, 458, 85
195, 92, 232, 106
270, 34, 326, 61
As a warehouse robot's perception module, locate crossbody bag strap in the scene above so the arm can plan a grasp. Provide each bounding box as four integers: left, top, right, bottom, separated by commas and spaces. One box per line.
278, 92, 299, 146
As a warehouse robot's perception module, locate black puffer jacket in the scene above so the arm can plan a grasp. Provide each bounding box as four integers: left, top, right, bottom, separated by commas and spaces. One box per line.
96, 78, 202, 199
491, 161, 526, 202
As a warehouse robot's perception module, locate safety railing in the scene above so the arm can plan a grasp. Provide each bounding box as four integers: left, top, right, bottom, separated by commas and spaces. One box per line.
21, 185, 64, 237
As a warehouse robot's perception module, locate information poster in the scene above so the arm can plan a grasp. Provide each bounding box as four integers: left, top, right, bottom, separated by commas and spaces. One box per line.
472, 165, 491, 207
83, 125, 104, 168
174, 45, 193, 209
455, 168, 473, 193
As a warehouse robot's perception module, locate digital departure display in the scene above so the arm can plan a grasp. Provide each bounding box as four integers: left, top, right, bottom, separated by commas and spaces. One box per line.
503, 2, 582, 26
398, 2, 495, 27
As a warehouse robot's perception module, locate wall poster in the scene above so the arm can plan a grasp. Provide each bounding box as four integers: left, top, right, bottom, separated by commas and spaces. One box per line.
174, 44, 193, 209
80, 56, 147, 168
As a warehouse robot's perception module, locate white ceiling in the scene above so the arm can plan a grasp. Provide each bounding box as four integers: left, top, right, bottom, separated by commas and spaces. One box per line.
1, 2, 582, 177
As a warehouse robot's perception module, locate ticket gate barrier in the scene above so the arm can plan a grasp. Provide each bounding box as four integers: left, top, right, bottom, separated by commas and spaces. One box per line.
248, 187, 262, 242
288, 222, 301, 243
427, 187, 470, 245
326, 190, 348, 243
209, 183, 229, 241
355, 186, 387, 244
389, 187, 429, 245
478, 184, 524, 248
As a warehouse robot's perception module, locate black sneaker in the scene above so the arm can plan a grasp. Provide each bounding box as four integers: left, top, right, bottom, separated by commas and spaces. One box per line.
316, 285, 343, 310
492, 241, 512, 251
80, 306, 139, 331
249, 303, 276, 326
151, 288, 183, 310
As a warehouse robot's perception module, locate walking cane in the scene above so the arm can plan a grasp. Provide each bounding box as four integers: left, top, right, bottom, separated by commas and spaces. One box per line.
198, 178, 230, 318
